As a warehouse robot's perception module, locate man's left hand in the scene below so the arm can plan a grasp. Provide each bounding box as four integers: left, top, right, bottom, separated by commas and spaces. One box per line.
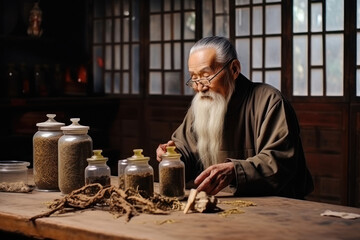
194, 162, 235, 195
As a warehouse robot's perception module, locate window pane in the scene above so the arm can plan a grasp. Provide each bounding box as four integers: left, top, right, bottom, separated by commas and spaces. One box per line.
265, 37, 281, 68
311, 3, 322, 32
293, 36, 308, 96
132, 45, 140, 94
132, 0, 140, 41
93, 46, 103, 93
358, 0, 360, 28
253, 6, 263, 35
174, 42, 181, 70
150, 44, 161, 69
150, 0, 161, 12
215, 0, 228, 14
94, 0, 104, 18
123, 18, 129, 42
311, 69, 323, 96
105, 19, 112, 43
252, 71, 262, 83
174, 13, 181, 40
114, 18, 121, 42
203, 0, 213, 37
105, 0, 112, 16
252, 38, 262, 68
105, 46, 112, 70
184, 42, 195, 95
150, 14, 161, 41
105, 72, 111, 93
293, 0, 308, 33
164, 14, 171, 41
164, 43, 171, 70
93, 20, 103, 43
184, 0, 195, 9
114, 45, 121, 70
185, 12, 196, 39
311, 35, 323, 66
216, 15, 229, 37
165, 72, 181, 95
114, 72, 120, 94
236, 39, 250, 78
236, 8, 250, 36
265, 5, 281, 34
123, 72, 129, 94
357, 33, 360, 66
123, 44, 129, 70
236, 0, 249, 5
326, 0, 344, 31
326, 34, 343, 96
357, 70, 360, 96
265, 71, 281, 90
149, 72, 162, 94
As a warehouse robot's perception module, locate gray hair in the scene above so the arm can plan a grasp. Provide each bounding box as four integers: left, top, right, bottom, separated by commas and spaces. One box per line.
189, 36, 238, 64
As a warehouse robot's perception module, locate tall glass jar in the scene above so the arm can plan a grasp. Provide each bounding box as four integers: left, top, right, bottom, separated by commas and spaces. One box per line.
125, 149, 154, 196
58, 118, 92, 194
85, 150, 111, 186
118, 159, 128, 190
159, 146, 185, 199
33, 114, 64, 191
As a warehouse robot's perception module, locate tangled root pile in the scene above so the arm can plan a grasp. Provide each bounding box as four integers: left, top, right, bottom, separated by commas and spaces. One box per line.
29, 183, 183, 222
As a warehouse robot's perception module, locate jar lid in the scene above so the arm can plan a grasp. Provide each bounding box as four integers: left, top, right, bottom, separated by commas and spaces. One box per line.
127, 149, 150, 161
162, 146, 181, 159
36, 114, 65, 130
87, 150, 108, 163
60, 118, 89, 134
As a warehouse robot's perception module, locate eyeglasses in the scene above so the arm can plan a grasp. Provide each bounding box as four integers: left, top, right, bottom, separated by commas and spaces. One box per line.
185, 58, 235, 88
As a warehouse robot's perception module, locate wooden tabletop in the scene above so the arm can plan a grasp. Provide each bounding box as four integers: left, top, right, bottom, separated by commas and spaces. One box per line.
0, 175, 359, 240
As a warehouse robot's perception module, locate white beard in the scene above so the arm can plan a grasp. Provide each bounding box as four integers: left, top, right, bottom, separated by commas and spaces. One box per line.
192, 91, 228, 169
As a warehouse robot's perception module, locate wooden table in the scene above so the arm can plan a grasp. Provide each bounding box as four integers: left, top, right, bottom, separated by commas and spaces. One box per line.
0, 175, 359, 240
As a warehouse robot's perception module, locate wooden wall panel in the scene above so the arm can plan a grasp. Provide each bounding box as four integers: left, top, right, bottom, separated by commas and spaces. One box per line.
293, 103, 348, 205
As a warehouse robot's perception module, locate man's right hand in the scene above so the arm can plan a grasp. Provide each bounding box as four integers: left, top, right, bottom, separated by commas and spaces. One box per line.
156, 140, 175, 162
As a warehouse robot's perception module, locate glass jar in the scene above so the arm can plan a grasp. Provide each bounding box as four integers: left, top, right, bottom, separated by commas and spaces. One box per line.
33, 114, 64, 191
0, 161, 30, 184
118, 159, 128, 190
85, 150, 111, 186
125, 149, 154, 196
159, 146, 185, 199
58, 118, 92, 194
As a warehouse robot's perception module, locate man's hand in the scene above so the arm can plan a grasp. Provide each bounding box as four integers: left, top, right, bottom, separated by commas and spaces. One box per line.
194, 162, 235, 195
156, 140, 175, 162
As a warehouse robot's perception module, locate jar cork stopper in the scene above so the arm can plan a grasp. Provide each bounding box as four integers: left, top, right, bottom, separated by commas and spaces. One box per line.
127, 149, 150, 161
162, 146, 181, 158
87, 150, 108, 162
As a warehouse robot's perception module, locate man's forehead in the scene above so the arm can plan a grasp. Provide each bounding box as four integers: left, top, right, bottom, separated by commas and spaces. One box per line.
188, 48, 217, 71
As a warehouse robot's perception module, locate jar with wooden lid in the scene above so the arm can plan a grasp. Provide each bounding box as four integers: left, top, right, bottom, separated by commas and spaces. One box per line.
159, 146, 185, 199
58, 118, 92, 194
125, 149, 154, 196
33, 114, 64, 191
85, 150, 111, 187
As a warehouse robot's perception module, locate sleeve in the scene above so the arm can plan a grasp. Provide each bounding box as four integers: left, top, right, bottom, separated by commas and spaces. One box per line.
230, 97, 303, 197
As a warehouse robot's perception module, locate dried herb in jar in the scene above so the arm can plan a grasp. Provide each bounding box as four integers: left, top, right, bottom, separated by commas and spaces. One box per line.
125, 172, 154, 196
160, 166, 185, 197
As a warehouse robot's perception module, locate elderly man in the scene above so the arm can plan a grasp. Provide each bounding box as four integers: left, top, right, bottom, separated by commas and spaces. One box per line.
156, 36, 313, 199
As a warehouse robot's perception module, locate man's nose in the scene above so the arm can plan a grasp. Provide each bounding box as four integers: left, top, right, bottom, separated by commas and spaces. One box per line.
196, 83, 209, 92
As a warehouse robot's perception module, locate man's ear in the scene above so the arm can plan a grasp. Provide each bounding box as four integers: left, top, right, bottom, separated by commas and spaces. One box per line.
231, 59, 241, 80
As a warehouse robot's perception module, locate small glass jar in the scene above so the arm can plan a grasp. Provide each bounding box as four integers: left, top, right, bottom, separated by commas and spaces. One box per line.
58, 118, 93, 194
33, 114, 64, 191
118, 159, 128, 190
85, 150, 111, 186
0, 161, 30, 184
125, 149, 154, 196
159, 146, 185, 199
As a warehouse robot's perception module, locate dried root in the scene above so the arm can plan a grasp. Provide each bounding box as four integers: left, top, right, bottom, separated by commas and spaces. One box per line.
29, 184, 183, 222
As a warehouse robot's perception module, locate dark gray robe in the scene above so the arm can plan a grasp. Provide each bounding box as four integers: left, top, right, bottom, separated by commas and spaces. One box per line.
172, 74, 314, 199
